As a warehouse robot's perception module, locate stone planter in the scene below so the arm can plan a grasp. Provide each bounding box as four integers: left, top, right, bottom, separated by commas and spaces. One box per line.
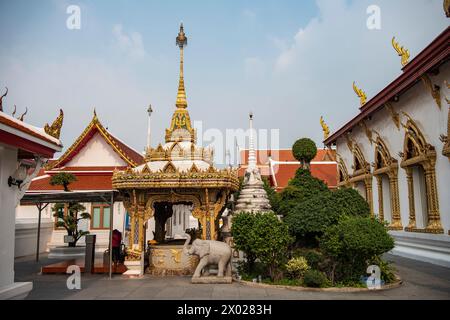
48, 246, 85, 259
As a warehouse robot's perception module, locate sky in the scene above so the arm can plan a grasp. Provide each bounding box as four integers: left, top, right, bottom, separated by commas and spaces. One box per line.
0, 0, 448, 165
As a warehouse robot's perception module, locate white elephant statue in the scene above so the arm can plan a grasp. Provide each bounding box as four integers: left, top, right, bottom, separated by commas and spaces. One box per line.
182, 234, 232, 278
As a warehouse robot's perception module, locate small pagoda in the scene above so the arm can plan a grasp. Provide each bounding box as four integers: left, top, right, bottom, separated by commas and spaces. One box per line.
112, 24, 239, 274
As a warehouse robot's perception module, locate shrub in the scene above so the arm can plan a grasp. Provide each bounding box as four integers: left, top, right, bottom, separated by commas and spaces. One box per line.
303, 269, 329, 288
284, 192, 338, 246
286, 257, 309, 279
331, 187, 370, 217
230, 212, 257, 272
231, 212, 294, 281
262, 177, 281, 213
292, 138, 317, 169
279, 169, 330, 217
320, 216, 395, 284
293, 248, 325, 270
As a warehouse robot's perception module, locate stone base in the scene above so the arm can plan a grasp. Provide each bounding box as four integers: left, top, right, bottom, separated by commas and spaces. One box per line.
123, 259, 144, 278
191, 276, 232, 284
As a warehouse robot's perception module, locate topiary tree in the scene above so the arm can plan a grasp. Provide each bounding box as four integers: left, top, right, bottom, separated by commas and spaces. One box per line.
278, 169, 330, 216
292, 138, 317, 169
320, 216, 395, 285
49, 172, 77, 192
284, 192, 338, 246
52, 202, 91, 247
331, 187, 370, 217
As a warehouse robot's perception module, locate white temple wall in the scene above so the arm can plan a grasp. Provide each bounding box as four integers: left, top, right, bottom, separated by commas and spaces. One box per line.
0, 145, 18, 289
15, 201, 128, 255
335, 62, 450, 267
65, 132, 128, 167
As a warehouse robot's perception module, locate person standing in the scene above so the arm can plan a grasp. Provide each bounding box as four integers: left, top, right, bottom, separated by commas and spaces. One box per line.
112, 229, 122, 270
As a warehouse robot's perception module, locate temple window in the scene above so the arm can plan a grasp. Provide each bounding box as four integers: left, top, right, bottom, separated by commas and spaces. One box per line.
91, 203, 111, 230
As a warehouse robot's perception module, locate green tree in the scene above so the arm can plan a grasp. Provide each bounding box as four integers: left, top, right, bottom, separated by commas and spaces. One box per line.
331, 187, 370, 217
292, 138, 317, 169
278, 169, 330, 216
320, 216, 395, 285
52, 202, 91, 247
49, 172, 77, 192
232, 212, 294, 281
262, 177, 280, 213
231, 212, 257, 271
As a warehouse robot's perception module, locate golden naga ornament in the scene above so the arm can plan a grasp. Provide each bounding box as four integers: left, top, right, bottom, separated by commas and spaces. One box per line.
444, 0, 450, 17
353, 81, 367, 106
392, 37, 410, 67
320, 116, 330, 140
44, 109, 64, 139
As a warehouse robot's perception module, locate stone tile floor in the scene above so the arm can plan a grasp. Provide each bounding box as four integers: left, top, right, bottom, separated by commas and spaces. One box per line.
13, 254, 450, 300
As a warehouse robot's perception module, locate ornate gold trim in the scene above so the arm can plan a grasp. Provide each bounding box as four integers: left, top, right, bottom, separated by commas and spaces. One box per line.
421, 75, 441, 109
385, 103, 400, 130
44, 109, 64, 139
353, 81, 367, 107
392, 37, 410, 67
349, 142, 373, 216
400, 113, 443, 234
49, 111, 139, 168
441, 106, 450, 160
359, 120, 373, 144
372, 133, 402, 229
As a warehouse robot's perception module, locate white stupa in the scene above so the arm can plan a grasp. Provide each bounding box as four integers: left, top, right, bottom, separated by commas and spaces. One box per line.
234, 112, 272, 213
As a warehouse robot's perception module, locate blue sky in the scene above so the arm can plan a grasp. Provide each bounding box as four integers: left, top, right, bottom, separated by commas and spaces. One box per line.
0, 0, 448, 164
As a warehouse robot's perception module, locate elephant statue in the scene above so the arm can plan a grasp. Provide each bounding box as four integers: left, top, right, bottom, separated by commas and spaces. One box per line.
182, 234, 232, 278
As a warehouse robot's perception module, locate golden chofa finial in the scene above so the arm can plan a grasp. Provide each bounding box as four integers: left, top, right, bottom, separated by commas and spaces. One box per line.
320, 116, 330, 140
392, 37, 410, 67
353, 81, 367, 106
445, 0, 450, 17
175, 23, 188, 109
176, 22, 188, 48
44, 109, 64, 139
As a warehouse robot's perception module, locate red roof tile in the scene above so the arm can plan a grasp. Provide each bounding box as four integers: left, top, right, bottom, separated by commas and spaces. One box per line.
29, 173, 114, 191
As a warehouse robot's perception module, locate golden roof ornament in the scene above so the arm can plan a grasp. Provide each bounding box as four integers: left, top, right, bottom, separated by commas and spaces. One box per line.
353, 81, 367, 106
445, 0, 450, 17
392, 37, 410, 67
44, 109, 64, 139
176, 23, 188, 109
320, 116, 330, 140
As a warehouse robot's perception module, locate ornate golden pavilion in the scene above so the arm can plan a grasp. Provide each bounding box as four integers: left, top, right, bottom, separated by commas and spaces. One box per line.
112, 24, 239, 262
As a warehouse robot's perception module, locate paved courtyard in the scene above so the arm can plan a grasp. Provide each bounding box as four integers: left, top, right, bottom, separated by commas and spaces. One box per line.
14, 254, 450, 300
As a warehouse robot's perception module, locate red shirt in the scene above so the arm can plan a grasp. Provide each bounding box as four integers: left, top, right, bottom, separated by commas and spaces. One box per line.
112, 230, 122, 247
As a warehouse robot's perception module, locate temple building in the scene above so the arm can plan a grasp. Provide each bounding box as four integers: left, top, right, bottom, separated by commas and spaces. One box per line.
238, 148, 337, 191
111, 24, 239, 276
1, 91, 63, 299
325, 27, 450, 267
15, 111, 144, 257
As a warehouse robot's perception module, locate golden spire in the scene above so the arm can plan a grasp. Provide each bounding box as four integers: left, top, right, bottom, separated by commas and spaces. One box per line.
320, 116, 330, 140
392, 37, 410, 67
353, 81, 367, 106
176, 23, 188, 109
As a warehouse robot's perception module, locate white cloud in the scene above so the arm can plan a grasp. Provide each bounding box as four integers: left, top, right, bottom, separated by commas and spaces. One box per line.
112, 24, 146, 59
264, 0, 448, 145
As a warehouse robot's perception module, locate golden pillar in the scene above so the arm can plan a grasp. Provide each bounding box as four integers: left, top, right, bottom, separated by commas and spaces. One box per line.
376, 176, 384, 223
424, 165, 443, 233
129, 214, 136, 248
388, 171, 403, 230
364, 176, 374, 217
405, 167, 416, 231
